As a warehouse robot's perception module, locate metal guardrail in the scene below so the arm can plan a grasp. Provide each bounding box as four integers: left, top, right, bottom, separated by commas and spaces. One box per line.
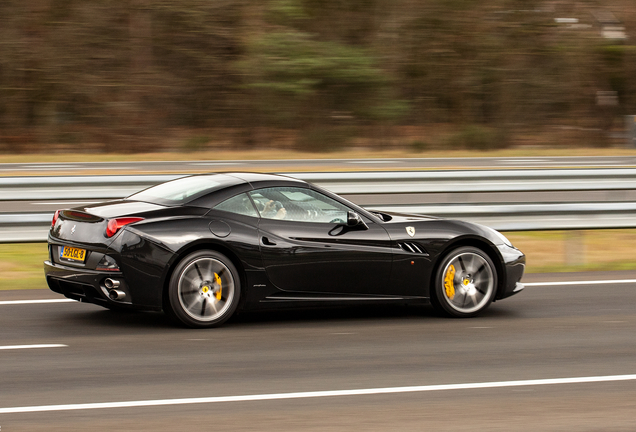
3, 169, 636, 242
0, 175, 183, 201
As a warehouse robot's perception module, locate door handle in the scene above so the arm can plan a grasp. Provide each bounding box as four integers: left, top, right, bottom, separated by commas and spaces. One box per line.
261, 236, 277, 246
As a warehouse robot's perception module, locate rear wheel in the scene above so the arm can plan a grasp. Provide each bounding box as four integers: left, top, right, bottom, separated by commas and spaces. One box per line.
167, 250, 240, 328
431, 246, 497, 318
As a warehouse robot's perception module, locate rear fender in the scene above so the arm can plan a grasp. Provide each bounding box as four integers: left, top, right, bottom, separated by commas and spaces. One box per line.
161, 240, 250, 312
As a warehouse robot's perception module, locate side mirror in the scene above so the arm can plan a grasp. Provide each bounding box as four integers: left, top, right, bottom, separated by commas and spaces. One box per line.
347, 211, 368, 229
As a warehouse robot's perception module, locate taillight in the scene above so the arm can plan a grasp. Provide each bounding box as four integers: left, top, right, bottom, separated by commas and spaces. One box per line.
106, 217, 144, 238
51, 210, 61, 228
96, 254, 120, 271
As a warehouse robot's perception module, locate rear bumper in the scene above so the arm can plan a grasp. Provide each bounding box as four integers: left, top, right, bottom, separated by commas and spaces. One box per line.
496, 244, 526, 300
44, 260, 152, 310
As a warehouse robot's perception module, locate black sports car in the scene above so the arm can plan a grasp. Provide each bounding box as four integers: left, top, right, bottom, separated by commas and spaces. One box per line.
44, 172, 525, 328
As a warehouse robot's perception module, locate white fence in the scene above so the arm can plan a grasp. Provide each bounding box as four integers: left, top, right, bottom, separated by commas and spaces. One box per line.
3, 169, 636, 242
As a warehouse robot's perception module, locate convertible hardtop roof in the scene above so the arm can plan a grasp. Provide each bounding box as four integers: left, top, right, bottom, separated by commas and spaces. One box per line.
126, 172, 312, 208
221, 172, 307, 187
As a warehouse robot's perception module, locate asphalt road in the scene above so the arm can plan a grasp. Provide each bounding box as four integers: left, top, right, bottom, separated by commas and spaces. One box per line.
1, 272, 635, 431
2, 155, 636, 176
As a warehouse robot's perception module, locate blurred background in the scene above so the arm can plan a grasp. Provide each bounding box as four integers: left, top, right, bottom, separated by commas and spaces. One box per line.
3, 5, 636, 429
1, 0, 635, 154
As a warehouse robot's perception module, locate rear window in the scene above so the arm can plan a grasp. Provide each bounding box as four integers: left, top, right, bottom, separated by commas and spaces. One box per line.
128, 174, 239, 206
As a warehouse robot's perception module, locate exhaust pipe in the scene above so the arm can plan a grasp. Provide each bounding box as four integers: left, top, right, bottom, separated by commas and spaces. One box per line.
108, 289, 126, 301
104, 278, 120, 289
104, 278, 126, 301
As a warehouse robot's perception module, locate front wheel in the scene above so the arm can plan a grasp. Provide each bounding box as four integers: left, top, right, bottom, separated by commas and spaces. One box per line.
431, 246, 497, 318
166, 250, 240, 328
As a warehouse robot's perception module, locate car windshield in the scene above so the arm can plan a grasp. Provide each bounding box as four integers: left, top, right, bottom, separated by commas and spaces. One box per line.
128, 175, 237, 205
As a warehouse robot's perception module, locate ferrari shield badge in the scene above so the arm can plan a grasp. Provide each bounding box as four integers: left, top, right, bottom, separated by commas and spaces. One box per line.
406, 226, 415, 237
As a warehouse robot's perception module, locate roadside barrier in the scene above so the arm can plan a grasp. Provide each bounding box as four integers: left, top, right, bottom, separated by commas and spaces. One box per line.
3, 169, 636, 242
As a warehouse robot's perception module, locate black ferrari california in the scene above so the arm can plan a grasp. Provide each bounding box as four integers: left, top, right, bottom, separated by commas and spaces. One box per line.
44, 172, 525, 327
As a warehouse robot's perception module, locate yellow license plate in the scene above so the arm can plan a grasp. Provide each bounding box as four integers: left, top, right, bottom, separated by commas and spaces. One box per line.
60, 246, 87, 263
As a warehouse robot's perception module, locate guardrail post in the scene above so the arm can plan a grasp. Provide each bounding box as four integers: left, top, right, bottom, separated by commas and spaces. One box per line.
564, 230, 586, 266
627, 115, 636, 148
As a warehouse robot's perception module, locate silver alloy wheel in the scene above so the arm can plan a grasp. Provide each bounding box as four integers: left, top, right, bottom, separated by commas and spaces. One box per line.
441, 251, 495, 314
177, 257, 235, 322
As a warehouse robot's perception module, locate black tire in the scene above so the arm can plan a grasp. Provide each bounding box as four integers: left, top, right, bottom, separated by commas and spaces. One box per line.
166, 250, 241, 328
431, 246, 497, 318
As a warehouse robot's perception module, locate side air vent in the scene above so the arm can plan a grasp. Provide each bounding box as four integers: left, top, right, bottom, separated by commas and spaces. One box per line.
397, 242, 429, 255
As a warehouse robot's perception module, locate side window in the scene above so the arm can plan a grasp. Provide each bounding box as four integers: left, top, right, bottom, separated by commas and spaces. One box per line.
214, 193, 259, 218
249, 187, 350, 223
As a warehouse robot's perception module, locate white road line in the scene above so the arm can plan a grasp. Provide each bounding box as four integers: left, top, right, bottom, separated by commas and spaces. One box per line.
0, 344, 67, 351
1, 278, 635, 306
0, 374, 634, 414
347, 160, 395, 164
524, 279, 636, 287
0, 299, 75, 306
0, 279, 635, 307
189, 162, 240, 166
22, 165, 77, 169
499, 159, 548, 163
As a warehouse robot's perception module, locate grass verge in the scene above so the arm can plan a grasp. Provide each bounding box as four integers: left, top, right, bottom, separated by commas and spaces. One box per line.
504, 229, 636, 274
3, 147, 636, 165
2, 229, 636, 291
0, 243, 49, 290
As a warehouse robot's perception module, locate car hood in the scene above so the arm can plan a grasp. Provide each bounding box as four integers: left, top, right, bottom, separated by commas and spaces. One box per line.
374, 211, 505, 246
374, 211, 439, 223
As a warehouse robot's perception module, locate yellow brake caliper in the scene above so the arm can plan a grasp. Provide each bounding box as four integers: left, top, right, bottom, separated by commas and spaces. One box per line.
444, 265, 456, 300
214, 272, 222, 301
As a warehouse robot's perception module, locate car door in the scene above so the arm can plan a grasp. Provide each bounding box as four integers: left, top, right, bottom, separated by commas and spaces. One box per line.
250, 186, 394, 296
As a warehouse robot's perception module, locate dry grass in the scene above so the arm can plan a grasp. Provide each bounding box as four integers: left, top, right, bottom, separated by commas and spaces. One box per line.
6, 146, 636, 178
3, 122, 636, 173
2, 230, 636, 291
1, 147, 636, 178
0, 243, 49, 290
505, 229, 636, 273
3, 147, 636, 166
